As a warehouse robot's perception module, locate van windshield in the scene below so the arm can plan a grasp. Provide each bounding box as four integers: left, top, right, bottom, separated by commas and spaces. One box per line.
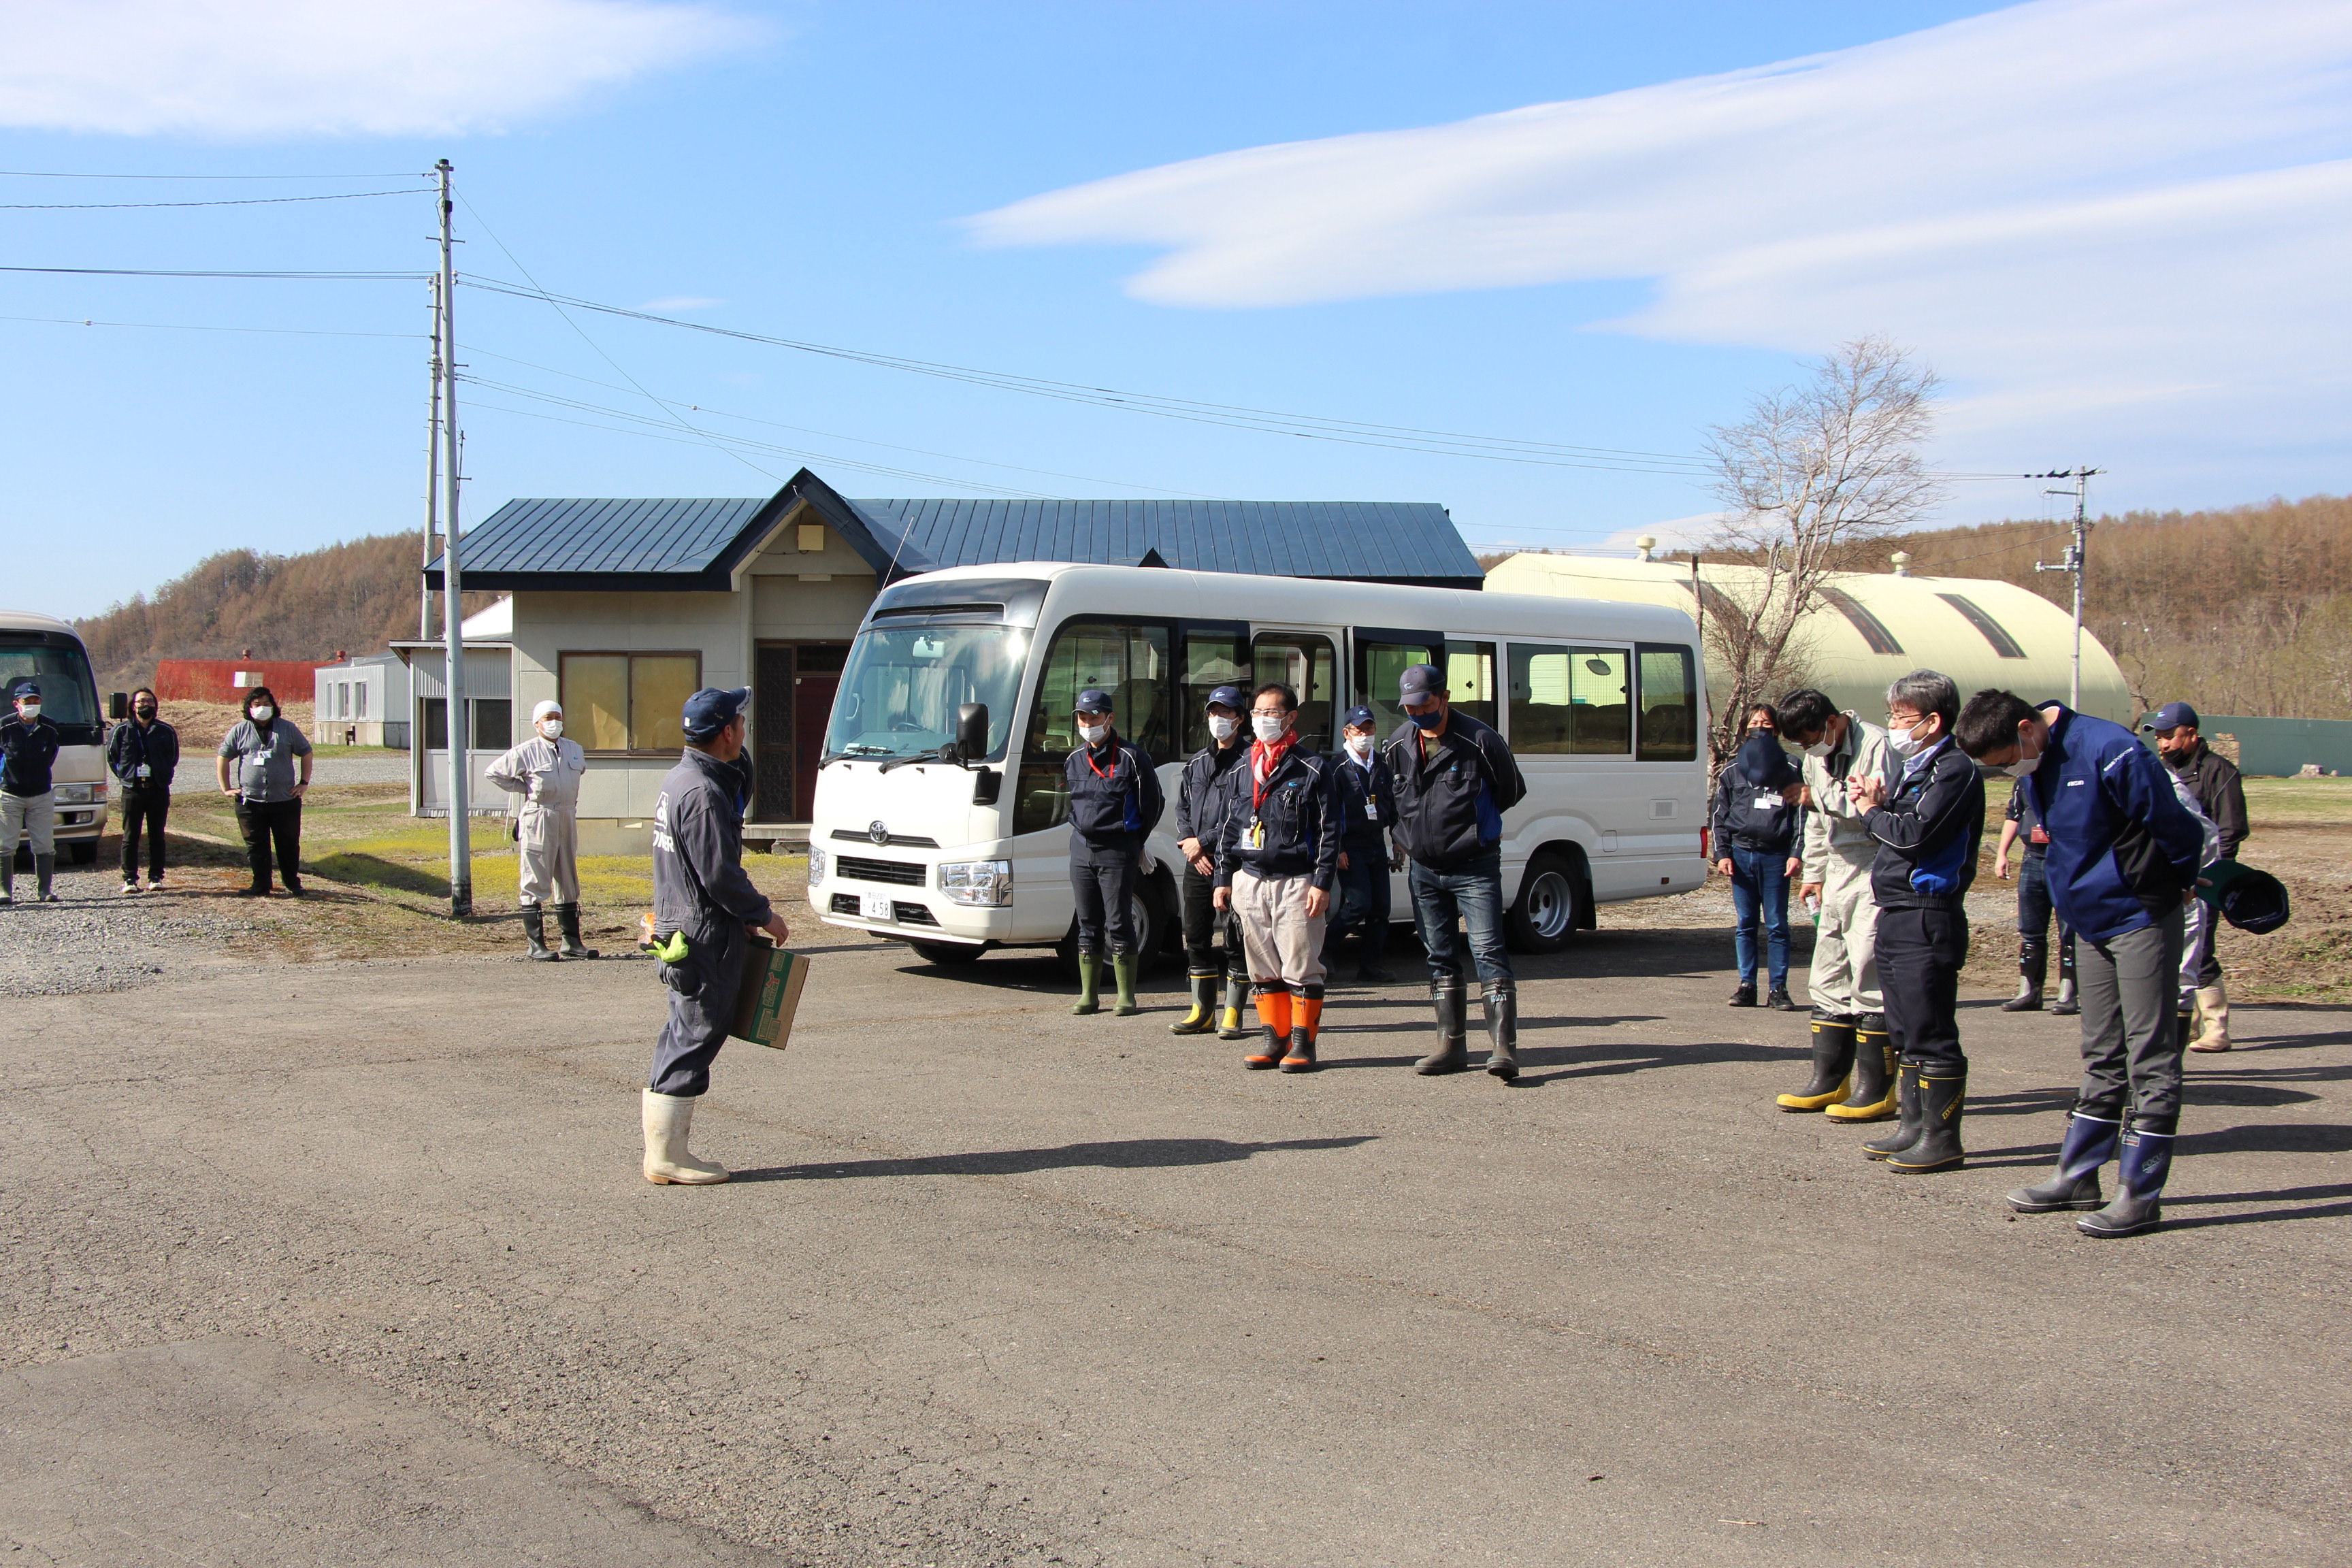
824, 623, 1027, 762
0, 635, 100, 731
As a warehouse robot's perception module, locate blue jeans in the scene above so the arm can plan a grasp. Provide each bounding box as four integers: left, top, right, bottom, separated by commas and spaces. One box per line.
1409, 847, 1512, 987
1325, 836, 1392, 967
1729, 843, 1790, 990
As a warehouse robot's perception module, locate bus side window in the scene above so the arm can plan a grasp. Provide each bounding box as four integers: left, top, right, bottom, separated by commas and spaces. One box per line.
1252, 632, 1337, 753
1354, 633, 1443, 739
1014, 619, 1173, 834
1509, 643, 1627, 755
1443, 640, 1498, 731
1635, 643, 1699, 762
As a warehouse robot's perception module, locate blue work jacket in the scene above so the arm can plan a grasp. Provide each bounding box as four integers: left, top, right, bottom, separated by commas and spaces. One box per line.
2024, 704, 2206, 943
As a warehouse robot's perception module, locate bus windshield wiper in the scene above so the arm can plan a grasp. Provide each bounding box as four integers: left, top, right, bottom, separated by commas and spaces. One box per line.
877, 747, 953, 773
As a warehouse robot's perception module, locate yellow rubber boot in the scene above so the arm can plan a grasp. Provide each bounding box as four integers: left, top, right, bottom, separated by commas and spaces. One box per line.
1777, 1017, 1855, 1111
1827, 1017, 1899, 1122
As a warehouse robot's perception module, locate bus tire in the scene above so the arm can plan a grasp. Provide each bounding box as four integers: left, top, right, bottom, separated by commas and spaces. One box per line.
1505, 851, 1584, 955
909, 939, 986, 966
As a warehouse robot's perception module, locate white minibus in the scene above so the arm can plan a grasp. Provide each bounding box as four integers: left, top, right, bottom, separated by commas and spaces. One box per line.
806, 563, 1710, 965
0, 609, 114, 862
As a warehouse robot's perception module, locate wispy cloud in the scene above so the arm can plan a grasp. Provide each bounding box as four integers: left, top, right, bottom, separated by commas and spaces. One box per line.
971, 0, 2352, 472
637, 295, 727, 312
0, 0, 760, 137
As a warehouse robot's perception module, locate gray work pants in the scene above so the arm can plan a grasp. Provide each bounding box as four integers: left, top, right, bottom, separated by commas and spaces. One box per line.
1, 790, 55, 858
651, 920, 747, 1098
2074, 904, 2187, 1129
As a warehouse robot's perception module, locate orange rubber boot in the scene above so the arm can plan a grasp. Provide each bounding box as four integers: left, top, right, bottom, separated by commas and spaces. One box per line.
1282, 994, 1323, 1072
1245, 987, 1292, 1069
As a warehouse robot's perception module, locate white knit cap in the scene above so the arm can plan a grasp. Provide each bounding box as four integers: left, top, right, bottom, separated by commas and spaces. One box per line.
532, 699, 562, 722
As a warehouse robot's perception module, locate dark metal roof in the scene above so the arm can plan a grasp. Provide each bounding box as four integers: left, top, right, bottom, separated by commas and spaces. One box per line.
427, 470, 1480, 591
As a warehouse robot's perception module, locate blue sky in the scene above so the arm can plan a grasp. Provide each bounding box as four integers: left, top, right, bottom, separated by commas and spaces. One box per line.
3, 0, 2346, 621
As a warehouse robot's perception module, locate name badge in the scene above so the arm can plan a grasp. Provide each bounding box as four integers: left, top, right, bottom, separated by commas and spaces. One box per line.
1247, 819, 1267, 849
1753, 795, 1780, 811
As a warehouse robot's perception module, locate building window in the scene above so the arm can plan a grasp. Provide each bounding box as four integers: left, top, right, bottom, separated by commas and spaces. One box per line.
422, 698, 512, 751
355, 682, 368, 719
559, 652, 702, 753
1635, 643, 1698, 762
1937, 593, 2028, 658
1509, 644, 1630, 756
1816, 585, 1905, 655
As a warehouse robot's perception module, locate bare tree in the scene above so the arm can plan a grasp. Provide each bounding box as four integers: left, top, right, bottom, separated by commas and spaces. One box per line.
1701, 336, 1944, 763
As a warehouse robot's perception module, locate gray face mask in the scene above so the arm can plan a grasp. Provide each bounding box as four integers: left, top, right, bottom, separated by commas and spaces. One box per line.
2004, 755, 2042, 779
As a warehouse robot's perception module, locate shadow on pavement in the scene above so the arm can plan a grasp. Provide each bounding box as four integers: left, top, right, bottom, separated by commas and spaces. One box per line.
730, 1135, 1375, 1183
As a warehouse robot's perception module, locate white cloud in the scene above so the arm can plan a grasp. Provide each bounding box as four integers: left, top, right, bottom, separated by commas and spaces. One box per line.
0, 0, 757, 137
970, 0, 2352, 476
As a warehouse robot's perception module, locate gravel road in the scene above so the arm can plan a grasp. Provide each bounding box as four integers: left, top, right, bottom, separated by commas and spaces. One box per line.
170, 753, 413, 794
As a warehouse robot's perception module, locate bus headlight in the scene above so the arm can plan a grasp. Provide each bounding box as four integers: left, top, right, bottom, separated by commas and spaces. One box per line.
938, 859, 1012, 906
53, 783, 96, 804
805, 845, 827, 886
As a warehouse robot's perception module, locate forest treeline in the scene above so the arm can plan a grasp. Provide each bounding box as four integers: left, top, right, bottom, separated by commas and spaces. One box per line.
1483, 493, 2352, 721
74, 531, 495, 689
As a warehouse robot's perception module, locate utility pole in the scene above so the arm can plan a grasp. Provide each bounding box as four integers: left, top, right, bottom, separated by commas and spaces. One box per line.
2031, 467, 2102, 710
436, 159, 472, 917
421, 273, 441, 641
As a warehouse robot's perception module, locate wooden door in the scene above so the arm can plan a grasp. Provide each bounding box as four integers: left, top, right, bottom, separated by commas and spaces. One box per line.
792, 644, 849, 823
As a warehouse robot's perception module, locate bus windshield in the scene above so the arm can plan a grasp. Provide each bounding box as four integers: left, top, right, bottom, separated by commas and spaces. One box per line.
824, 623, 1028, 762
0, 635, 101, 731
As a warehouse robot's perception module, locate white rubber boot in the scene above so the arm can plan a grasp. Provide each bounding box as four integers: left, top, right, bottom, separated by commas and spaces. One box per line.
641, 1089, 730, 1184
2189, 983, 2231, 1052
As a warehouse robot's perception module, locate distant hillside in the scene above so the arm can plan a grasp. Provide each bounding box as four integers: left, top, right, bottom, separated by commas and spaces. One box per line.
76, 532, 493, 690
1487, 493, 2352, 721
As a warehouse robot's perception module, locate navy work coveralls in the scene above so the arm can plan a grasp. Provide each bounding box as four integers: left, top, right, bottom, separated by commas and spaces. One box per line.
650, 747, 776, 1097
1862, 738, 1985, 1073
1326, 746, 1396, 968
1064, 734, 1164, 956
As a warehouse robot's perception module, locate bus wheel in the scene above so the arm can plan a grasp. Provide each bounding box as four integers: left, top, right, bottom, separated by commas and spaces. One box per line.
909, 939, 985, 966
1505, 852, 1582, 954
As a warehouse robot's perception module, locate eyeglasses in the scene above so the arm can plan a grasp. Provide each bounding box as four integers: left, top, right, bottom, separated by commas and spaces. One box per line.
1250, 708, 1289, 719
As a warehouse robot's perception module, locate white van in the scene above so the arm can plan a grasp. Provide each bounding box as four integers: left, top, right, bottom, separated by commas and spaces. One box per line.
806, 563, 1710, 965
0, 609, 114, 862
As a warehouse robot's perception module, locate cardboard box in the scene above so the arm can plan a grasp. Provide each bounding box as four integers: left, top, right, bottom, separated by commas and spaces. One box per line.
730, 938, 811, 1049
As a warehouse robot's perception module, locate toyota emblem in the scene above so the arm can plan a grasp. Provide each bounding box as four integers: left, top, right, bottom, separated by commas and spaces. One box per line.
868, 820, 890, 846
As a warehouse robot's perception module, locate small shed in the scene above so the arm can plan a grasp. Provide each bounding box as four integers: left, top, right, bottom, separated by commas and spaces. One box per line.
310, 651, 412, 748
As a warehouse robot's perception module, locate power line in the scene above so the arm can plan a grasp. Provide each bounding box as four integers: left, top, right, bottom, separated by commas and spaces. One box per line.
1, 312, 421, 341
0, 169, 428, 180
0, 265, 426, 280
0, 188, 427, 210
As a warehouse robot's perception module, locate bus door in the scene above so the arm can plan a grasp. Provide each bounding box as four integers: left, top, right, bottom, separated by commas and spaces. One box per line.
1249, 628, 1341, 754
1351, 627, 1445, 738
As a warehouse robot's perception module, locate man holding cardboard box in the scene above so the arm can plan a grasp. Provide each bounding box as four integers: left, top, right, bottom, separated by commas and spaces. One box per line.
644, 686, 790, 1186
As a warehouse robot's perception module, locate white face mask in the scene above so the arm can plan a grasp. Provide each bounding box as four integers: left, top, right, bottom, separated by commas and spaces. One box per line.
17, 704, 38, 722
540, 719, 564, 740
1252, 714, 1288, 743
1207, 715, 1238, 742
1345, 734, 1373, 761
249, 705, 275, 723
1078, 721, 1109, 746
1804, 739, 1832, 757
2004, 755, 2041, 779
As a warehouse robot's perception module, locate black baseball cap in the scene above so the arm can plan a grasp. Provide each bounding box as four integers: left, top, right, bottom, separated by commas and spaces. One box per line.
1343, 705, 1376, 730
1074, 688, 1115, 715
1398, 664, 1443, 702
1205, 685, 1244, 710
9, 681, 39, 701
681, 686, 750, 739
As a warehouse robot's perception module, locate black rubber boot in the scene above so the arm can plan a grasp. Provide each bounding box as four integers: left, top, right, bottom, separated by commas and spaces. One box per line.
2078, 1120, 2175, 1237
1416, 981, 1469, 1075
2174, 1009, 2195, 1053
1279, 1027, 1318, 1073
2050, 934, 2080, 1015
1482, 982, 1519, 1081
555, 903, 598, 958
35, 853, 57, 902
0, 860, 11, 902
524, 907, 559, 961
1169, 970, 1219, 1035
1886, 1070, 1967, 1173
1826, 1020, 1898, 1122
2002, 934, 2046, 1011
1863, 1062, 1925, 1160
1777, 1016, 1855, 1111
1215, 973, 1252, 1040
2007, 1109, 2121, 1212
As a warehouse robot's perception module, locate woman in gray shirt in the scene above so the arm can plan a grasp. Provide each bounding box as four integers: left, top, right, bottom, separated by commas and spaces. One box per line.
214, 686, 312, 896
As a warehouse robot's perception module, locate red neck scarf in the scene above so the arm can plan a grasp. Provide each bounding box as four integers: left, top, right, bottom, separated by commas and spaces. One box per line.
1250, 732, 1298, 802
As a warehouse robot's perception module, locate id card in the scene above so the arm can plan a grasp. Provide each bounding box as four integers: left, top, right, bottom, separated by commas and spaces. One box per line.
1247, 818, 1266, 849
1753, 794, 1781, 811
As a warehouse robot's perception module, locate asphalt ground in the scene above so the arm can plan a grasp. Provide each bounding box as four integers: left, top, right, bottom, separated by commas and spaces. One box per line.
5, 926, 2348, 1567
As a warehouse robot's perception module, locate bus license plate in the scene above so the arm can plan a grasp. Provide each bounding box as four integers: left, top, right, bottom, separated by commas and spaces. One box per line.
861, 894, 894, 922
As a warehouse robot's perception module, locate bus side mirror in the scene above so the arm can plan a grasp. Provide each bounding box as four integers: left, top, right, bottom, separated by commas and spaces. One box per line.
109, 692, 129, 721
955, 702, 988, 764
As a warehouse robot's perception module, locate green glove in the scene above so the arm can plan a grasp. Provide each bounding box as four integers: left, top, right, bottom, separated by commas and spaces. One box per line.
651, 930, 690, 963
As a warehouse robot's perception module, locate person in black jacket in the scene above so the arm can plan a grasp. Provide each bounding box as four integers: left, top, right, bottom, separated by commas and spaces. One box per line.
1064, 687, 1165, 1019
1993, 777, 2076, 1013
1845, 670, 1984, 1173
1384, 662, 1529, 1080
1169, 684, 1251, 1036
1212, 681, 1339, 1071
2144, 700, 2247, 1051
1, 679, 63, 904
1324, 704, 1399, 983
106, 687, 179, 894
1711, 704, 1803, 1011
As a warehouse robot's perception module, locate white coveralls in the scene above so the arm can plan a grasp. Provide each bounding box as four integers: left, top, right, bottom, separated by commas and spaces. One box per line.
1799, 714, 1893, 1018
486, 734, 588, 907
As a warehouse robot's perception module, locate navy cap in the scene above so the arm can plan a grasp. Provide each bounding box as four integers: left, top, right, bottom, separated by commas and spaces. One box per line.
9, 680, 39, 701
1398, 664, 1443, 701
681, 686, 749, 739
1074, 688, 1115, 715
1343, 705, 1376, 730
2142, 701, 2200, 732
1204, 685, 1244, 711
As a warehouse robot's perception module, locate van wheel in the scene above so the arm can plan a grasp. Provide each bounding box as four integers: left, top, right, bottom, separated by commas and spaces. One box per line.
909, 940, 985, 966
1505, 851, 1583, 954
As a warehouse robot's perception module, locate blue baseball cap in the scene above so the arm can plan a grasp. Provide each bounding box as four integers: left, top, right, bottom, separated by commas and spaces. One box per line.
681, 686, 749, 739
1205, 685, 1244, 711
1074, 688, 1115, 715
1398, 664, 1443, 701
1343, 705, 1376, 730
2142, 701, 2200, 732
